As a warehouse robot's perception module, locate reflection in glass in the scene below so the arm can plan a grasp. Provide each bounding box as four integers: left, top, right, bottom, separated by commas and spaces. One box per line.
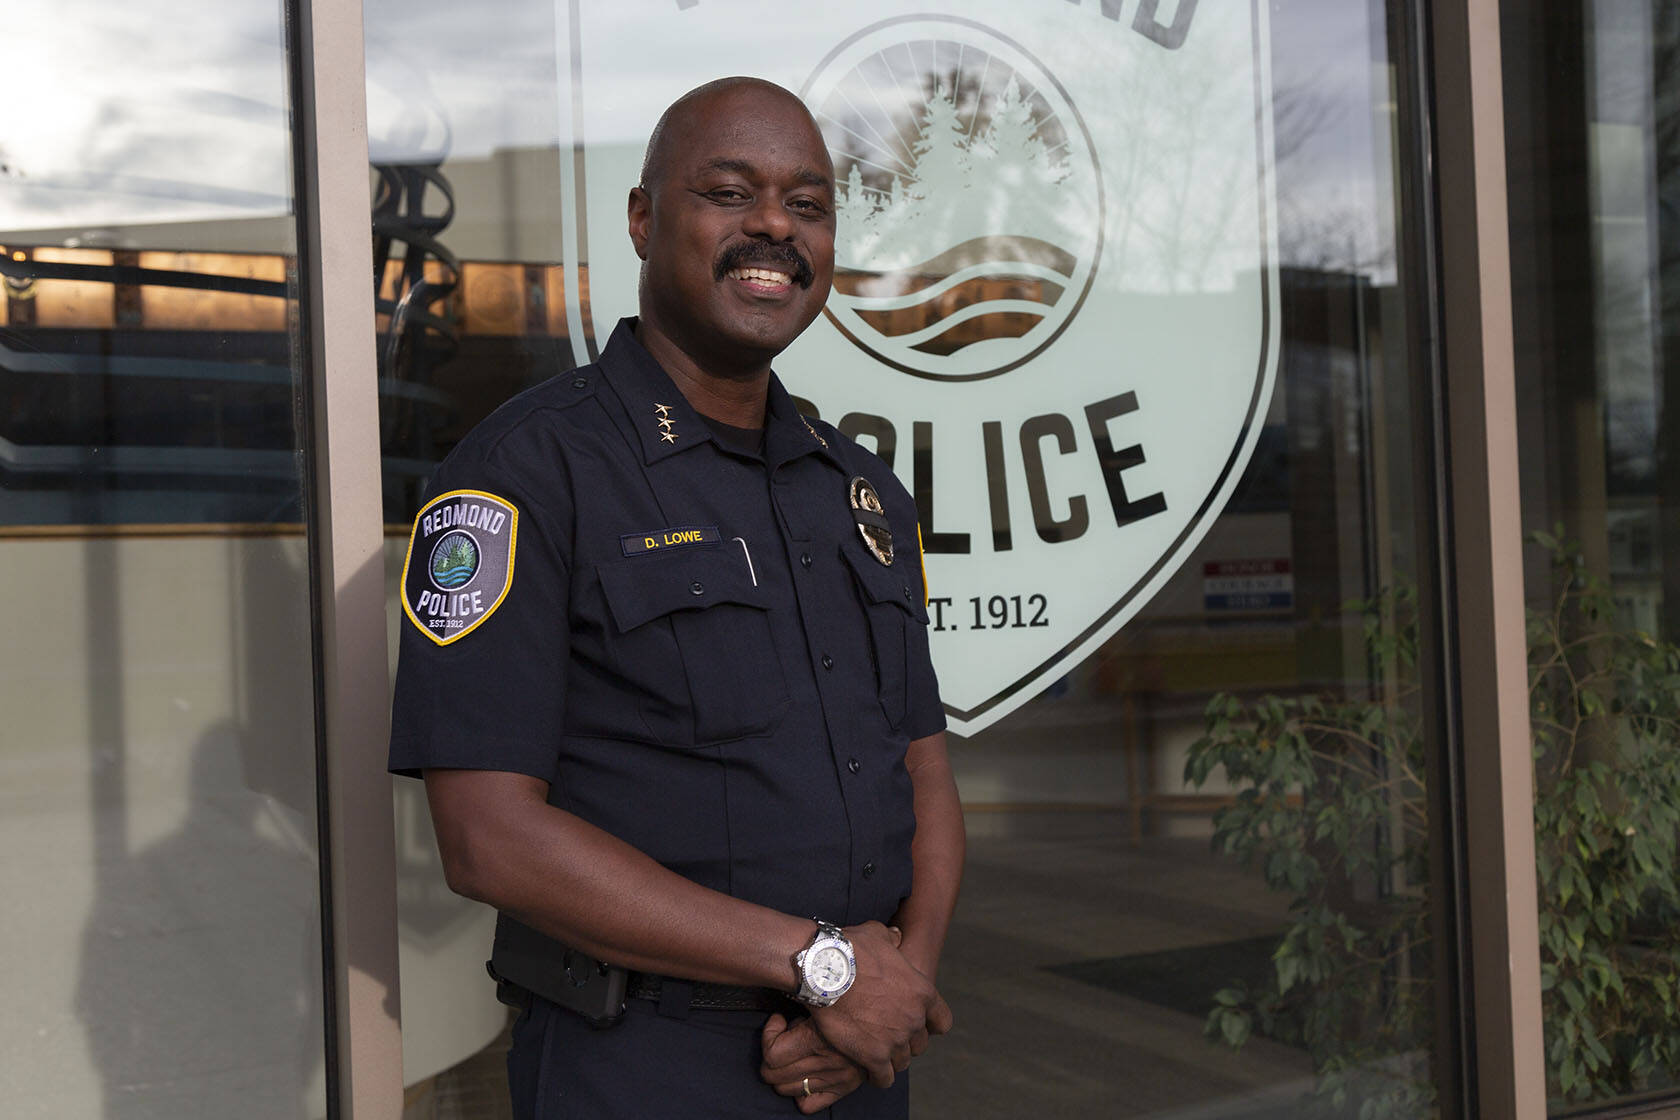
1507, 2, 1680, 1112
362, 1, 1447, 1116
1, 1, 326, 1116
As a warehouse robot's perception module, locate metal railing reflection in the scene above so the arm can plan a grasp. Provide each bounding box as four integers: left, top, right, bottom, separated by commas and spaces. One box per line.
0, 166, 474, 526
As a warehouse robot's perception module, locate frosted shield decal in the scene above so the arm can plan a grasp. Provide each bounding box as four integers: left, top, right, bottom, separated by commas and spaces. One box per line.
556, 0, 1278, 734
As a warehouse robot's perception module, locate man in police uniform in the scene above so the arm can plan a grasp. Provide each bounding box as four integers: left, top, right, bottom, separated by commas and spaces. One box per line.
388, 76, 965, 1117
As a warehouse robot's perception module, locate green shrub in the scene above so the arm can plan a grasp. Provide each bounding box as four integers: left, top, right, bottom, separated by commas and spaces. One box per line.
1186, 536, 1680, 1114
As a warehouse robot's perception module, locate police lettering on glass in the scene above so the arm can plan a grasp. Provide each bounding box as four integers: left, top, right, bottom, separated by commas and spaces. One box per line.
388, 77, 964, 1119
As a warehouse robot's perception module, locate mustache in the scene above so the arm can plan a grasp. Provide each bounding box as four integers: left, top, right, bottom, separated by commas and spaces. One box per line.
714, 241, 815, 289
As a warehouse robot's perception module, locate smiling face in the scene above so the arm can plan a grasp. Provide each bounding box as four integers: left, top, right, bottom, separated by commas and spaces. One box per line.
629, 80, 836, 379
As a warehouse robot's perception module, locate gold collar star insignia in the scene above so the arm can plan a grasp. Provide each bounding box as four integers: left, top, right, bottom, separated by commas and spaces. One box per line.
654, 403, 673, 416
660, 430, 678, 444
653, 403, 677, 443
801, 416, 828, 449
657, 416, 675, 430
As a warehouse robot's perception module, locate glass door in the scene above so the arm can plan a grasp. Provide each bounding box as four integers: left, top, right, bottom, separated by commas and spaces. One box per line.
365, 2, 1459, 1116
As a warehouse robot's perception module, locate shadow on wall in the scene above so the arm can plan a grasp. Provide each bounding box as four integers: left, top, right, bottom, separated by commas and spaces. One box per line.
71, 530, 330, 1118
76, 720, 324, 1118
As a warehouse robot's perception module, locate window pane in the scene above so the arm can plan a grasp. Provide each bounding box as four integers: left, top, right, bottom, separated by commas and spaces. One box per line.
1, 1, 326, 1115
1507, 1, 1680, 1112
370, 2, 1454, 1116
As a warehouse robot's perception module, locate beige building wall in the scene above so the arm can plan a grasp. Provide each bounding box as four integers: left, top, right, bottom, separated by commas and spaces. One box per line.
0, 533, 500, 1114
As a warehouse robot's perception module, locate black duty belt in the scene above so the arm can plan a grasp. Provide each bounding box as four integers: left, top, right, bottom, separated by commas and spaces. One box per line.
626, 973, 797, 1013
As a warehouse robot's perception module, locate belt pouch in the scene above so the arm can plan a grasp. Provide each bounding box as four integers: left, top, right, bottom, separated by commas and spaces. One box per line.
488, 912, 628, 1028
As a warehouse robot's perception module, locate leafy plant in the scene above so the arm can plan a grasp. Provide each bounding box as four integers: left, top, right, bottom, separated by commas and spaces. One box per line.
1185, 535, 1680, 1115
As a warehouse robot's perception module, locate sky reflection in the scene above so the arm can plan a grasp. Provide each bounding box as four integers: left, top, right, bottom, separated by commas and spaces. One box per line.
6, 0, 1390, 283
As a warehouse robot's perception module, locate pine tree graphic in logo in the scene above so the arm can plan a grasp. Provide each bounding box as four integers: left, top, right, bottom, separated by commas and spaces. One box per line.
429, 531, 479, 590
805, 20, 1103, 380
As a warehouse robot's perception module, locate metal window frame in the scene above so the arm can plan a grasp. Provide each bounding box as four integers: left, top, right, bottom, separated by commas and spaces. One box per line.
1424, 1, 1547, 1116
289, 0, 405, 1115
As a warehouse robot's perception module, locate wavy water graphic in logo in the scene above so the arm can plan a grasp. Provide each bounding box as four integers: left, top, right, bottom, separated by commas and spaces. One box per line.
808, 28, 1101, 379
430, 531, 479, 589
833, 235, 1075, 357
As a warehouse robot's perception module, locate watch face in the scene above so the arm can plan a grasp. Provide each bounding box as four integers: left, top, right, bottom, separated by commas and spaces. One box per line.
808, 944, 852, 994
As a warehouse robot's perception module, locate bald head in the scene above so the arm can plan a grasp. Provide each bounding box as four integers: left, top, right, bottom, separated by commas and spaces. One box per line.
625, 75, 836, 381
639, 77, 821, 193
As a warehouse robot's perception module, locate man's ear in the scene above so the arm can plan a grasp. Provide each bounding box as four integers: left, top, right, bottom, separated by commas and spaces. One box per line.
627, 186, 651, 261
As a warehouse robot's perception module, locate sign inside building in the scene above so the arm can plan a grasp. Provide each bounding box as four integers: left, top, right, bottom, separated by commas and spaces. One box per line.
555, 0, 1279, 734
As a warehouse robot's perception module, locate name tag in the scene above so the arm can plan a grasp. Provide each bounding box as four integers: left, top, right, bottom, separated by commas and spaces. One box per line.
621, 525, 722, 556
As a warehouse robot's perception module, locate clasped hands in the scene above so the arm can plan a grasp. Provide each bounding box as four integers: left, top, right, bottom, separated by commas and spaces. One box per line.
759, 921, 952, 1114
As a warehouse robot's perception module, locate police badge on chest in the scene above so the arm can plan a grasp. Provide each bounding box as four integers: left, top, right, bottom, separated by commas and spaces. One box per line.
848, 476, 894, 567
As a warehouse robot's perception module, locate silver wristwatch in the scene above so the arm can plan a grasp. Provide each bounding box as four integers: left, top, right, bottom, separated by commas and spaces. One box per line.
793, 920, 856, 1007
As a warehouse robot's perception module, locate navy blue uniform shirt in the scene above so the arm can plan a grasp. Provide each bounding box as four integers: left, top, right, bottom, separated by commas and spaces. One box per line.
389, 317, 945, 931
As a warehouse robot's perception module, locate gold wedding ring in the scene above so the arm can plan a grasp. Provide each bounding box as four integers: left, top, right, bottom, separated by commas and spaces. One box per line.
802, 1077, 812, 1098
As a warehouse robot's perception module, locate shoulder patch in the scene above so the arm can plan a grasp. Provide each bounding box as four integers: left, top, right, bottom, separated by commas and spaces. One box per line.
401, 489, 518, 646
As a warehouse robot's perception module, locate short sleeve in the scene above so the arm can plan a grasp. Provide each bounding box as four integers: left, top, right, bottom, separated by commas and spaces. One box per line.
388, 442, 573, 780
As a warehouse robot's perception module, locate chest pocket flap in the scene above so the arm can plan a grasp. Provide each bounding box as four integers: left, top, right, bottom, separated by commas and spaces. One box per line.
840, 545, 925, 730
599, 544, 768, 634
839, 545, 928, 625
596, 545, 786, 743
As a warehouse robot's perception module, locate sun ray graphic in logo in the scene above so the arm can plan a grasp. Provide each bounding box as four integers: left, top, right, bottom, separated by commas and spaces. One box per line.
429, 531, 479, 590
805, 21, 1103, 381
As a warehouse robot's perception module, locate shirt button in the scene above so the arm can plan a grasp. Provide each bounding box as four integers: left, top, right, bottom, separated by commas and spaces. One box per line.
571, 376, 588, 389
689, 581, 704, 595
861, 861, 876, 879
847, 757, 860, 774
800, 553, 812, 569
821, 654, 834, 670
